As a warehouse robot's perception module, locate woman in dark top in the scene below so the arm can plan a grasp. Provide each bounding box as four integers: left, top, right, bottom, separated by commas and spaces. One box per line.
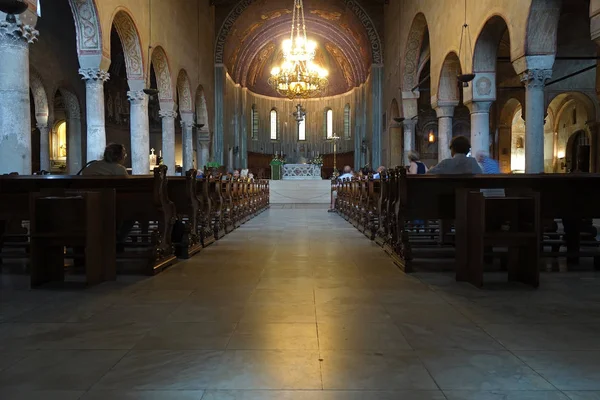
408, 151, 427, 174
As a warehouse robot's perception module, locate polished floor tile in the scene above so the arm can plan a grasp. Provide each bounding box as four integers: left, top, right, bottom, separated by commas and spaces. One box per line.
0, 208, 599, 395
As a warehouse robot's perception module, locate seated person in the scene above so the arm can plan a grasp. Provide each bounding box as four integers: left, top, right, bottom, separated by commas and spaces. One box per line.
373, 166, 386, 179
428, 136, 482, 174
408, 151, 428, 174
329, 166, 354, 212
81, 143, 129, 176
475, 151, 500, 174
82, 143, 133, 248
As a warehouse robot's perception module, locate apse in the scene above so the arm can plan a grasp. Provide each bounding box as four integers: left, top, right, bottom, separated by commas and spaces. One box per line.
220, 0, 375, 97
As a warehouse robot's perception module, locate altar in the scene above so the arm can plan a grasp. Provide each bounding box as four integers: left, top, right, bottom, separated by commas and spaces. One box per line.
282, 164, 322, 180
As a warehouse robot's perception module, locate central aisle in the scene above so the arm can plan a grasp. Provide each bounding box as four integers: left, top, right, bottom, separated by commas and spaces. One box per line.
3, 208, 597, 399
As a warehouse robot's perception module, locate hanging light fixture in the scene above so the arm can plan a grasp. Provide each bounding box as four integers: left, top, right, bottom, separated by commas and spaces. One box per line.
293, 103, 306, 123
268, 0, 329, 99
457, 0, 475, 86
0, 0, 28, 22
143, 0, 159, 96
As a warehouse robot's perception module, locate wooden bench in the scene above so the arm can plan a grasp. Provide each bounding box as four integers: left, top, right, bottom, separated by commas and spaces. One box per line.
335, 171, 600, 276
0, 166, 177, 275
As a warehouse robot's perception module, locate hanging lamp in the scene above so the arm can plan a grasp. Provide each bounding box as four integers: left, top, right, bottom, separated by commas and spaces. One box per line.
143, 0, 159, 96
457, 0, 475, 86
0, 0, 28, 22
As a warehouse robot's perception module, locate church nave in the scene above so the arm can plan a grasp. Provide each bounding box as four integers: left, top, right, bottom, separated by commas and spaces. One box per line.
2, 208, 600, 399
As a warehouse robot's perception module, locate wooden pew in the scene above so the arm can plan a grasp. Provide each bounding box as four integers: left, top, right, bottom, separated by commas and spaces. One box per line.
336, 171, 600, 275
0, 166, 177, 275
168, 170, 203, 259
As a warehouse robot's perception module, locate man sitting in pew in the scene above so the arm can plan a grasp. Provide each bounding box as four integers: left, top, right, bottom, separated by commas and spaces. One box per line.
82, 143, 129, 176
82, 143, 133, 249
428, 136, 482, 175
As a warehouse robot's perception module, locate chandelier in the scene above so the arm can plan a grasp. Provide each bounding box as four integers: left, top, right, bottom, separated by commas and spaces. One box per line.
268, 0, 329, 99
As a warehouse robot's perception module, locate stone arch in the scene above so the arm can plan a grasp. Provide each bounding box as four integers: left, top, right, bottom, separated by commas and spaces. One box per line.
176, 69, 193, 114
29, 70, 49, 124
195, 85, 210, 132
150, 46, 174, 104
524, 0, 562, 56
388, 98, 402, 167
473, 15, 511, 73
498, 97, 524, 172
67, 0, 103, 59
436, 52, 462, 105
111, 9, 144, 81
402, 13, 429, 92
57, 88, 82, 120
214, 0, 383, 65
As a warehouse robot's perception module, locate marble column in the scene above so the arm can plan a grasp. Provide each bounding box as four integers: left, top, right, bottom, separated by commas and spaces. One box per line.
469, 101, 493, 157
521, 69, 552, 173
197, 130, 211, 171
67, 116, 83, 175
159, 110, 177, 176
403, 120, 417, 165
80, 68, 109, 163
371, 65, 384, 168
435, 106, 455, 162
127, 90, 150, 175
37, 123, 50, 171
0, 19, 38, 174
181, 115, 194, 172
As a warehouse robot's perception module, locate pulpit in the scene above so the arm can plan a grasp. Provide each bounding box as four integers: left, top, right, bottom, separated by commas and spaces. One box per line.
282, 164, 322, 180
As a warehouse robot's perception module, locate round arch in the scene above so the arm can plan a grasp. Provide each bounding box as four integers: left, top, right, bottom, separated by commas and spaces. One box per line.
29, 70, 49, 124
150, 46, 174, 105
67, 0, 104, 60
436, 52, 462, 105
176, 70, 193, 114
473, 15, 511, 74
111, 9, 144, 82
214, 0, 382, 65
525, 0, 562, 57
402, 13, 429, 92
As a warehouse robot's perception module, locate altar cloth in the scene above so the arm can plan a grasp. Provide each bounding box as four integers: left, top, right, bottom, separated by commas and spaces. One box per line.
282, 164, 322, 180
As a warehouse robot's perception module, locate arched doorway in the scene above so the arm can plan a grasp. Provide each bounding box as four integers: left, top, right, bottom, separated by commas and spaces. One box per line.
567, 130, 591, 172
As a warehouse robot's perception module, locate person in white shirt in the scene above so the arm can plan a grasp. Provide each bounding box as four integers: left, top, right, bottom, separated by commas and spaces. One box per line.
428, 136, 482, 174
329, 165, 354, 212
372, 166, 386, 179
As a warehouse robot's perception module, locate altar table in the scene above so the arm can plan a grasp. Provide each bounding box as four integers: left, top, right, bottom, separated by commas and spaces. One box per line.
282, 164, 322, 180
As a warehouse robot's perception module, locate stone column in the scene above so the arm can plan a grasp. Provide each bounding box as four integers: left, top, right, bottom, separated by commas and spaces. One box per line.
80, 68, 109, 163
197, 130, 211, 171
127, 90, 150, 175
435, 106, 455, 162
468, 101, 493, 157
67, 116, 83, 175
181, 114, 194, 172
370, 65, 384, 168
37, 122, 50, 171
159, 110, 177, 176
521, 69, 552, 173
0, 19, 38, 174
403, 120, 417, 165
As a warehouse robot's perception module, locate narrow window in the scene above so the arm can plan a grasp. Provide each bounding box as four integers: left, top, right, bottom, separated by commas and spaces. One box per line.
344, 104, 351, 138
298, 117, 306, 141
270, 109, 278, 140
326, 109, 333, 139
251, 105, 258, 140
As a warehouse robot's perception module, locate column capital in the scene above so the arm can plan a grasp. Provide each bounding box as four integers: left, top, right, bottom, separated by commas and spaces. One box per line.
467, 101, 493, 114
127, 90, 147, 104
36, 122, 49, 130
159, 110, 178, 119
435, 106, 455, 119
402, 119, 418, 130
79, 68, 110, 82
520, 69, 552, 89
0, 20, 38, 45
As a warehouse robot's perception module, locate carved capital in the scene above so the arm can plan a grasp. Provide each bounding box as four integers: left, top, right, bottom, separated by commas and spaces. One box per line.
79, 68, 110, 82
36, 122, 49, 131
402, 120, 418, 131
159, 110, 178, 119
127, 90, 147, 103
520, 69, 552, 90
435, 106, 455, 119
0, 20, 39, 46
467, 101, 493, 115
180, 120, 193, 130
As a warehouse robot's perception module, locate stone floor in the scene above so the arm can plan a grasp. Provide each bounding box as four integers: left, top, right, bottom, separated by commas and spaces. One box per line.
1, 208, 600, 399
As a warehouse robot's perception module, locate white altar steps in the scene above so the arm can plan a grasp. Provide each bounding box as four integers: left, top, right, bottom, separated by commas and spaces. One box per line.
269, 180, 331, 204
